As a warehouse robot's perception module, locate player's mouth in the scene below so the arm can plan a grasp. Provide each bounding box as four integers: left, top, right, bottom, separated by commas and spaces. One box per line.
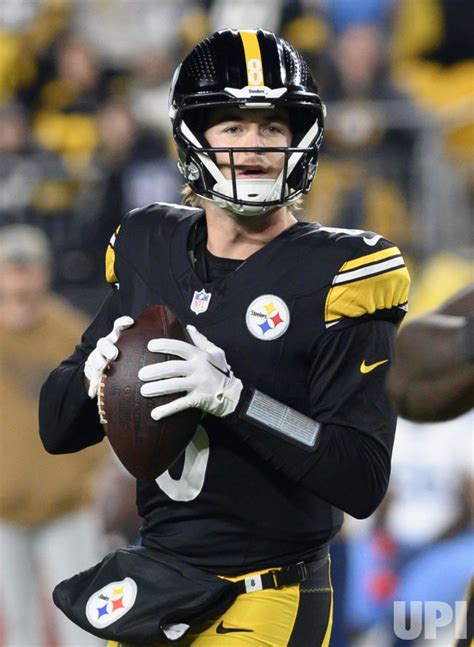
237, 166, 272, 178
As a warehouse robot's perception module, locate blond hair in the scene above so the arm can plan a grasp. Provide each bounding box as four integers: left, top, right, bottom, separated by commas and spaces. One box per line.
181, 184, 303, 213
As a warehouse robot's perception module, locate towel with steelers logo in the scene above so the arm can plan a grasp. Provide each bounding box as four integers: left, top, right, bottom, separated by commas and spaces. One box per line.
53, 544, 238, 642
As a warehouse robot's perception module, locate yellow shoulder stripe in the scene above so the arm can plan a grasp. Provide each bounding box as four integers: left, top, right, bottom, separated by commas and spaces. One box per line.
341, 246, 401, 272
105, 245, 117, 283
325, 266, 410, 323
239, 30, 264, 87
105, 225, 120, 284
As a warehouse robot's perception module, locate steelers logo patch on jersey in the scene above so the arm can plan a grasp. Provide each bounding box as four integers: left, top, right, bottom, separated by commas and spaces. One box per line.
85, 577, 137, 629
246, 295, 290, 340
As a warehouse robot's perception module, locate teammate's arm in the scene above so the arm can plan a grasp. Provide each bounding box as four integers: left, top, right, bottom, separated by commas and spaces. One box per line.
387, 284, 474, 422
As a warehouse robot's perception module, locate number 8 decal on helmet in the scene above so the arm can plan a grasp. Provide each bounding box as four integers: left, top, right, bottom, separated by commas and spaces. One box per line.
247, 58, 264, 86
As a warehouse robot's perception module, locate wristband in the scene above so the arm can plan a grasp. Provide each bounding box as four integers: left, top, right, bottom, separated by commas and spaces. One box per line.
237, 386, 321, 450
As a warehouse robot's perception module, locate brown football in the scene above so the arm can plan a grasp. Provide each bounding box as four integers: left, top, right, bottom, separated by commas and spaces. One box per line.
97, 304, 200, 479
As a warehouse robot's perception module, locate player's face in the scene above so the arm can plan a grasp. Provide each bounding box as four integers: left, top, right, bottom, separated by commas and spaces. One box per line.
204, 108, 292, 180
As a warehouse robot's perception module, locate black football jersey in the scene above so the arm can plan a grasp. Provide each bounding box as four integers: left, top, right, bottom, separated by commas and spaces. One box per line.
40, 203, 410, 573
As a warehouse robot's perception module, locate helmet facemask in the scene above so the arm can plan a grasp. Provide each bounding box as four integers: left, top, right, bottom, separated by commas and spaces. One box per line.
173, 102, 322, 216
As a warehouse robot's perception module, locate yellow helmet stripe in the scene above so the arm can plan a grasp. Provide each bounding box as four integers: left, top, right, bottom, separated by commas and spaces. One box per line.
239, 30, 264, 87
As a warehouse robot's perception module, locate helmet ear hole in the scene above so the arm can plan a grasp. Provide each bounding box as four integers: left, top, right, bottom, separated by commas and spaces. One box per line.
178, 160, 200, 182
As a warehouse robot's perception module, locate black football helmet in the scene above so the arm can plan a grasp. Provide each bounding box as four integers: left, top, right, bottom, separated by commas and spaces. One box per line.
169, 28, 325, 216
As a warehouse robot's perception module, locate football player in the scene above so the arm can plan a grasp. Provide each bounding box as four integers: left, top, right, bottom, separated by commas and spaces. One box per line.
40, 29, 410, 646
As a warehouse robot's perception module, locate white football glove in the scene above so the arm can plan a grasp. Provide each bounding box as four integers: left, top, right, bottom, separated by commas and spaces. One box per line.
84, 316, 134, 398
138, 325, 243, 421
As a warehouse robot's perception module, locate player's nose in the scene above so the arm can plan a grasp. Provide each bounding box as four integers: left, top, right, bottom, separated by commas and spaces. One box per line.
240, 124, 264, 148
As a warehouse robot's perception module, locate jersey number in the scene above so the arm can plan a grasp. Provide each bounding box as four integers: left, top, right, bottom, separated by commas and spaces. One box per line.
155, 426, 209, 501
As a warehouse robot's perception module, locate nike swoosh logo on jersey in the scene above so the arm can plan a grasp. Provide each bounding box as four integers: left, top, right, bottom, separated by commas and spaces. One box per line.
216, 621, 253, 634
209, 362, 231, 378
360, 359, 389, 374
362, 235, 382, 246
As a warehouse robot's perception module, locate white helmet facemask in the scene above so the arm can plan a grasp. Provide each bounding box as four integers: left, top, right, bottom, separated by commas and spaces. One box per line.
178, 118, 320, 217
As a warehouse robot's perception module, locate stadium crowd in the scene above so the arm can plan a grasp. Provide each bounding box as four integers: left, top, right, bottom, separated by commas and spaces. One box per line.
0, 1, 472, 645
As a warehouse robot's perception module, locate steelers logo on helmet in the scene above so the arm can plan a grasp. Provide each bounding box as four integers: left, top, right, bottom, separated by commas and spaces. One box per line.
246, 295, 290, 340
169, 28, 325, 217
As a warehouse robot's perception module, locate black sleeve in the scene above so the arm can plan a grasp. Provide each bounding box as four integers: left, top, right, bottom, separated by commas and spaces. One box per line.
225, 319, 397, 519
39, 288, 122, 454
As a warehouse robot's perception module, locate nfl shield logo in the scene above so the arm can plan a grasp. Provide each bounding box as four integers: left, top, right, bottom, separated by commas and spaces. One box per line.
190, 289, 212, 315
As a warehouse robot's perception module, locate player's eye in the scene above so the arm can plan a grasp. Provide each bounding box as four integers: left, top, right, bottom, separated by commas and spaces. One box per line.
265, 123, 286, 135
223, 125, 242, 134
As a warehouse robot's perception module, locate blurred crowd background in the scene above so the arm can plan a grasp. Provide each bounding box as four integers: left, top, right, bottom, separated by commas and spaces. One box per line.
0, 0, 472, 646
